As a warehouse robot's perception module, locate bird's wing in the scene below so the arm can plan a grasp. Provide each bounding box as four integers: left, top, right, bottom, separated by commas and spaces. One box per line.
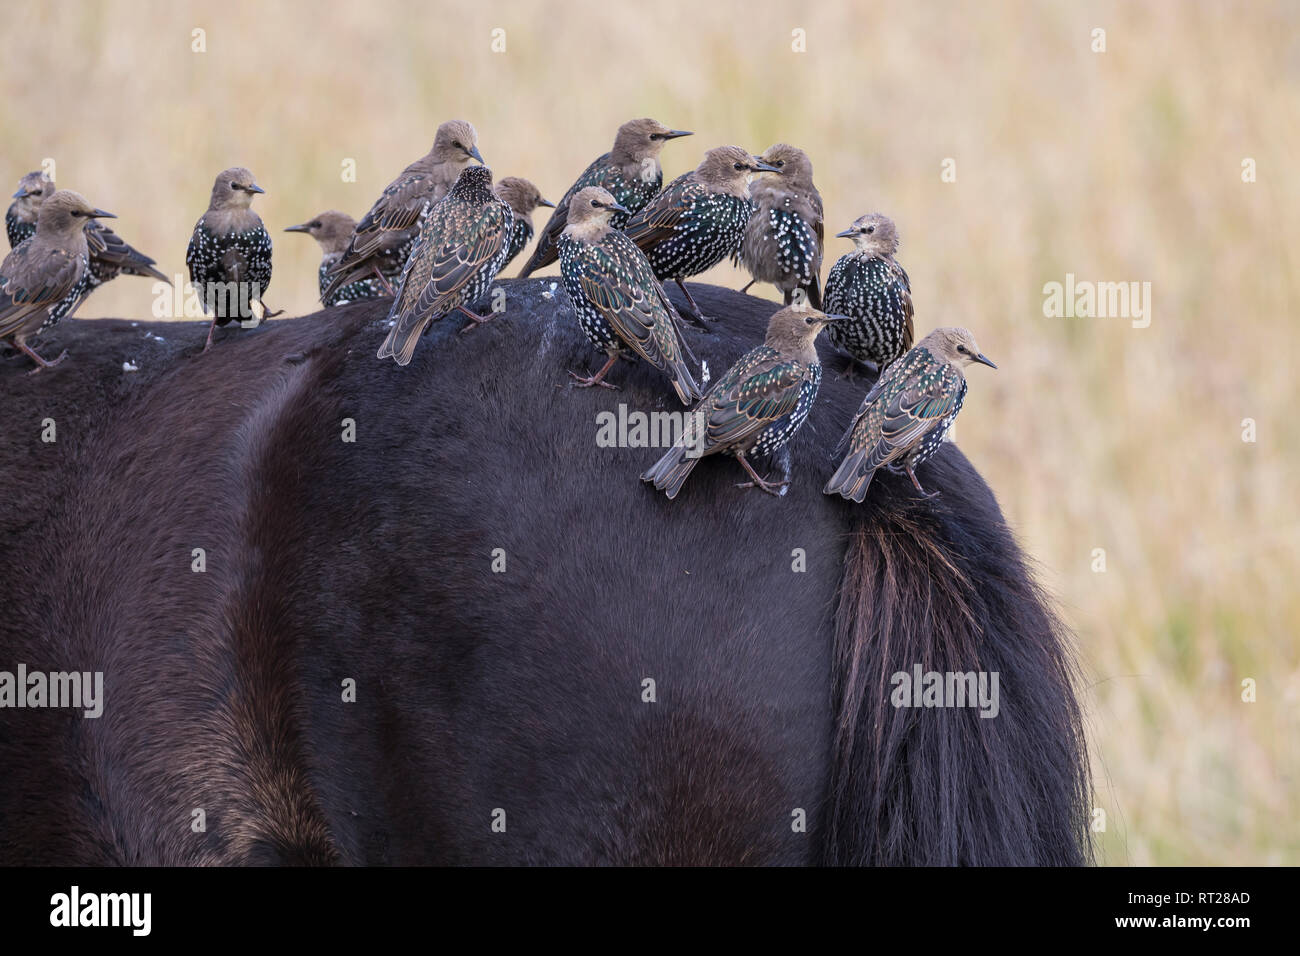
863, 360, 963, 472
890, 260, 915, 354
86, 221, 166, 280
576, 233, 673, 366
700, 347, 806, 449
0, 244, 82, 336
520, 154, 613, 274
621, 175, 702, 249
348, 170, 435, 259
392, 200, 510, 327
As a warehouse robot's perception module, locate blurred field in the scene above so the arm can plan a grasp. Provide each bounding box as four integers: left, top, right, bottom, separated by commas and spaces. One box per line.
3, 0, 1296, 865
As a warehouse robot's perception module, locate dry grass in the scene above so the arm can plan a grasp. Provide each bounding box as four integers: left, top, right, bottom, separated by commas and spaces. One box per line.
4, 0, 1296, 864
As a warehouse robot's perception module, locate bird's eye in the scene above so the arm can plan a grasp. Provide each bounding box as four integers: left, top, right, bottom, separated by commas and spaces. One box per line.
957, 345, 968, 354
805, 316, 814, 324
453, 141, 463, 149
733, 162, 744, 170
649, 133, 661, 141
229, 181, 238, 189
311, 221, 321, 228
775, 160, 785, 167
590, 199, 600, 207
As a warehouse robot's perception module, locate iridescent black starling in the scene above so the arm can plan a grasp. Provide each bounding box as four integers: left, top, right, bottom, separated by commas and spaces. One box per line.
823, 213, 915, 374
186, 167, 274, 351
284, 210, 384, 306
622, 145, 779, 323
556, 186, 701, 403
8, 171, 165, 324
376, 165, 513, 366
494, 177, 554, 272
325, 120, 483, 300
738, 144, 824, 308
641, 304, 843, 498
0, 190, 115, 372
824, 327, 996, 502
518, 118, 692, 278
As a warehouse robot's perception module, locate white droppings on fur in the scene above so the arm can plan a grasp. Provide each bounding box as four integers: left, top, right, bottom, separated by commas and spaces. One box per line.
122, 361, 139, 372
700, 360, 710, 384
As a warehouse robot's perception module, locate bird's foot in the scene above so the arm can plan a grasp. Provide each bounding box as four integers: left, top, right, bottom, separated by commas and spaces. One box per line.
25, 349, 69, 375
457, 308, 495, 334
567, 369, 619, 391
735, 475, 790, 497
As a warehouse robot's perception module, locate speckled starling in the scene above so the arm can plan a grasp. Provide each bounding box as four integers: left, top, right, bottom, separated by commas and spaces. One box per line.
0, 190, 114, 372
518, 118, 692, 278
376, 165, 513, 366
556, 186, 701, 403
738, 144, 824, 308
823, 327, 996, 502
494, 177, 554, 271
8, 171, 165, 324
641, 304, 844, 498
622, 145, 778, 323
6, 171, 53, 248
285, 210, 385, 306
823, 213, 915, 374
325, 120, 483, 300
186, 167, 274, 351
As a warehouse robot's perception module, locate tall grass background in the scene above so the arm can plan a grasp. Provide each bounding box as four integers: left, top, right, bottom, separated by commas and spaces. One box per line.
4, 0, 1296, 864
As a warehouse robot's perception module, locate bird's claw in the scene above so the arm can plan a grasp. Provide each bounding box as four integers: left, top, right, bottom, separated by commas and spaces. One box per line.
567, 370, 619, 391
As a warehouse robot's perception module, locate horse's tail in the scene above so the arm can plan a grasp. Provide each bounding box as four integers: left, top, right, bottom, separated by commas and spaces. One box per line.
823, 475, 1092, 865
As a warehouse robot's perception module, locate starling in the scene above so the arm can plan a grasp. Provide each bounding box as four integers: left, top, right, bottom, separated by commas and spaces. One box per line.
738, 144, 824, 308
823, 213, 915, 374
493, 177, 555, 271
556, 186, 701, 403
186, 167, 274, 351
823, 327, 996, 502
6, 171, 53, 248
8, 171, 165, 324
0, 190, 115, 372
284, 210, 385, 306
324, 120, 483, 300
517, 118, 692, 278
622, 145, 779, 323
376, 165, 513, 365
641, 304, 844, 498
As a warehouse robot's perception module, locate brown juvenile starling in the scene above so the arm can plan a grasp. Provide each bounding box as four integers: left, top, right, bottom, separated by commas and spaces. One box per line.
186, 167, 274, 351
738, 144, 824, 308
0, 190, 115, 372
493, 177, 554, 271
823, 327, 996, 502
8, 171, 165, 323
284, 210, 384, 306
622, 145, 779, 323
556, 186, 701, 403
517, 118, 692, 278
324, 120, 483, 300
641, 304, 844, 498
823, 213, 915, 374
376, 165, 513, 366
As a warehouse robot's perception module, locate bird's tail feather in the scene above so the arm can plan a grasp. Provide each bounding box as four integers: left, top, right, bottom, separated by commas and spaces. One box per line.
641, 446, 699, 500
376, 308, 428, 366
823, 451, 875, 502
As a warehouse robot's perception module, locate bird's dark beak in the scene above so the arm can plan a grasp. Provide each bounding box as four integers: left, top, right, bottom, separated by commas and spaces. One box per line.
12, 188, 29, 199
469, 146, 485, 164
835, 228, 857, 238
664, 129, 693, 140
284, 223, 311, 233
752, 160, 782, 173
245, 183, 266, 194
89, 208, 116, 219
607, 202, 631, 216
974, 353, 997, 369
538, 198, 557, 208
822, 313, 851, 324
